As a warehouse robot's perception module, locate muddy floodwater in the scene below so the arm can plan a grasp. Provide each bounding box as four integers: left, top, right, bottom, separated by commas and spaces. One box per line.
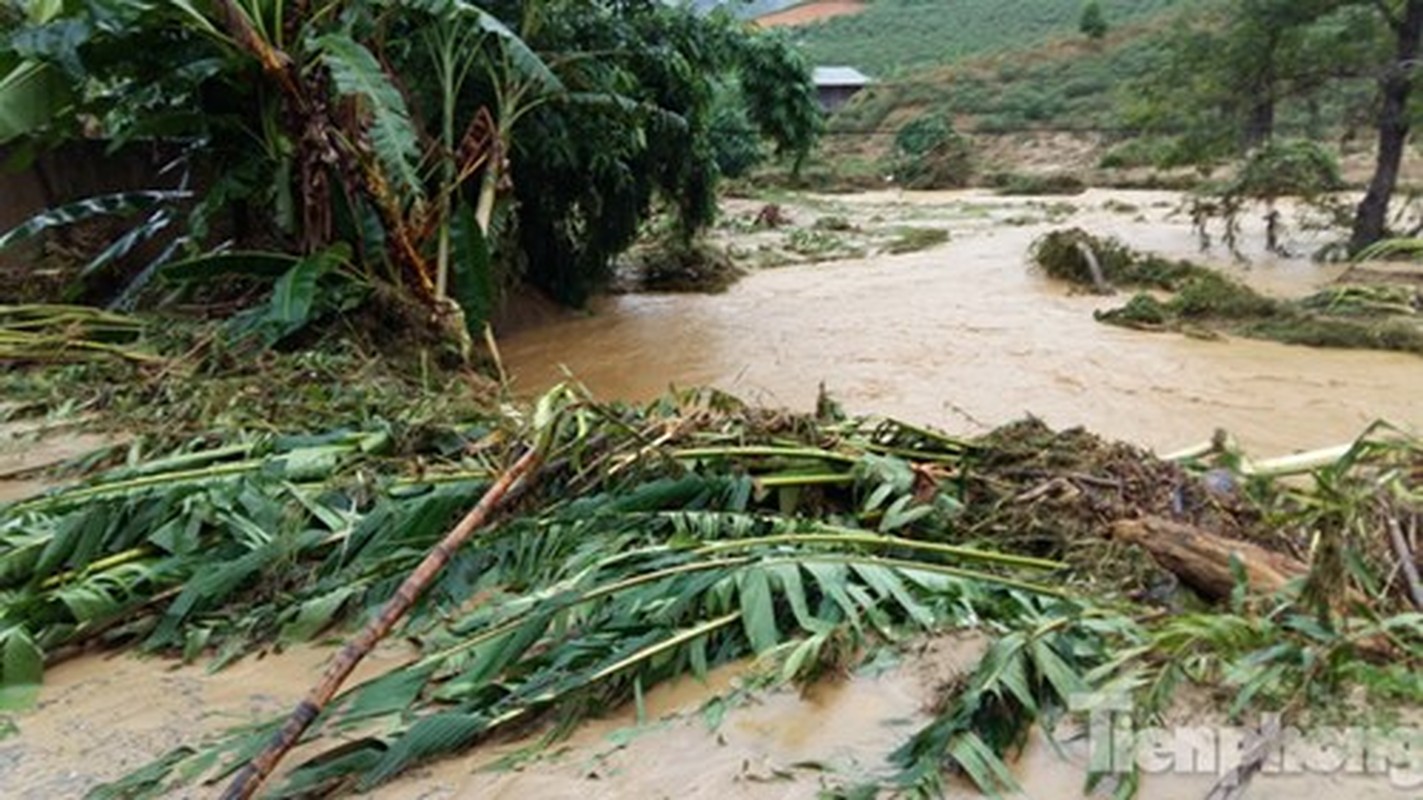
7, 190, 1423, 799
501, 189, 1423, 458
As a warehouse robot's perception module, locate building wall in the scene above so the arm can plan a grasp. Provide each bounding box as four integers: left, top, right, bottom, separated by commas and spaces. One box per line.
817, 85, 864, 113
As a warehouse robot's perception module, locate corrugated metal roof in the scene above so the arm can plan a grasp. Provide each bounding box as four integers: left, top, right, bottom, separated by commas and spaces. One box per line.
812, 66, 873, 87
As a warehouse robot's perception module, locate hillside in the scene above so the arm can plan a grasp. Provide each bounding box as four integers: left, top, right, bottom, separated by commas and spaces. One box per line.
830, 18, 1177, 136
789, 0, 1187, 77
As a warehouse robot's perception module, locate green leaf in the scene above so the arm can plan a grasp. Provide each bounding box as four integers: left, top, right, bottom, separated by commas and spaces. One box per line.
391, 0, 563, 93
0, 60, 72, 144
737, 566, 779, 653
363, 711, 483, 786
0, 191, 188, 252
947, 731, 1021, 795
1029, 637, 1087, 703
280, 586, 357, 643
852, 563, 934, 629
450, 201, 494, 334
268, 257, 323, 332
337, 664, 438, 726
0, 627, 43, 710
314, 32, 423, 196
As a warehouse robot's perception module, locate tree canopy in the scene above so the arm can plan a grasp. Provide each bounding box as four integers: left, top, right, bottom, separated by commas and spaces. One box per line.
0, 0, 821, 334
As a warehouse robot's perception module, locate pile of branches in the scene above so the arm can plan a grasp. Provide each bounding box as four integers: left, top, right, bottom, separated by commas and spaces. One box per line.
4, 386, 1423, 798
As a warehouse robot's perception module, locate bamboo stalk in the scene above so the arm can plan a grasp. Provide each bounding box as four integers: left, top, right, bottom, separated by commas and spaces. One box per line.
672, 446, 860, 465
219, 445, 542, 800
755, 473, 854, 488
1385, 515, 1423, 610
695, 528, 1064, 572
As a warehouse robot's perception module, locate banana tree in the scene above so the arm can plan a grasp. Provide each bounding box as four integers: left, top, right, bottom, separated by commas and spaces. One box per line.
126, 0, 562, 348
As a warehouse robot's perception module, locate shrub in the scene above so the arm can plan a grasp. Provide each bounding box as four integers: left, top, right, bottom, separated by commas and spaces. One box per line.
888, 113, 975, 189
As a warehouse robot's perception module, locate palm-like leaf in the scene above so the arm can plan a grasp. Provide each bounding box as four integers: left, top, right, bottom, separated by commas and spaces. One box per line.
314, 32, 424, 198
390, 0, 563, 94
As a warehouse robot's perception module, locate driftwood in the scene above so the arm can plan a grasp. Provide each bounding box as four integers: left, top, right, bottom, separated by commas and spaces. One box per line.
1108, 516, 1309, 600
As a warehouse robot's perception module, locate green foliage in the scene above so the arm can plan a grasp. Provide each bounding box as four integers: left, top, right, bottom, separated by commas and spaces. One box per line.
449, 203, 495, 335
1031, 228, 1203, 289
5, 374, 1423, 796
883, 227, 950, 255
992, 172, 1088, 196
1188, 139, 1346, 256
0, 0, 820, 325
708, 82, 765, 179
1035, 228, 1423, 355
888, 114, 974, 190
1231, 138, 1343, 200
503, 3, 820, 306
1122, 1, 1385, 165
1080, 1, 1109, 40
314, 32, 424, 197
789, 0, 1179, 77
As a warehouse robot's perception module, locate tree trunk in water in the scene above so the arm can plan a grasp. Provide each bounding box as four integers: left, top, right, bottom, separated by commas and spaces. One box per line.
1351, 1, 1423, 253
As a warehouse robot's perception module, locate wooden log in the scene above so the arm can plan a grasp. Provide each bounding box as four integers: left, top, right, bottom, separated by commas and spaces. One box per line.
1108, 516, 1309, 600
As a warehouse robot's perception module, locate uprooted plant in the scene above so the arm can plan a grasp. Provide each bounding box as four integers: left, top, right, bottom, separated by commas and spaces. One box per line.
1033, 228, 1423, 355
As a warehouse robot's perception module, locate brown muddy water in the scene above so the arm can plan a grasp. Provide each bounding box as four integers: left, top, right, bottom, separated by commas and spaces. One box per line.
500, 189, 1423, 459
6, 191, 1423, 798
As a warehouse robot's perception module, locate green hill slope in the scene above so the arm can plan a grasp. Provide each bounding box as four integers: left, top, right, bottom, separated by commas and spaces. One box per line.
790, 0, 1187, 77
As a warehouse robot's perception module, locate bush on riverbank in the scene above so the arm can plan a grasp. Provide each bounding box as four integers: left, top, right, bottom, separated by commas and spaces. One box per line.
1034, 228, 1423, 355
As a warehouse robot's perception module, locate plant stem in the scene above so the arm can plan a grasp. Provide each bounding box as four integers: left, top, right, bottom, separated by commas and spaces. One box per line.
220, 444, 542, 800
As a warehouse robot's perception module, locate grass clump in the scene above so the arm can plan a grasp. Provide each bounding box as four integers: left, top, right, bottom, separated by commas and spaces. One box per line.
883, 227, 950, 255
1031, 227, 1202, 289
991, 171, 1088, 196
618, 237, 744, 294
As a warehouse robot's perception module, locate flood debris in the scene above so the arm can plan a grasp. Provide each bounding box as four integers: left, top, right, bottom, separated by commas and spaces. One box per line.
3, 377, 1423, 799
0, 305, 158, 364
1034, 228, 1423, 355
615, 237, 745, 293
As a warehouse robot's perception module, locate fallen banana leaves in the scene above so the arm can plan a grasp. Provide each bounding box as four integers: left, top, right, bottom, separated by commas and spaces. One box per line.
5, 386, 1423, 798
0, 305, 159, 364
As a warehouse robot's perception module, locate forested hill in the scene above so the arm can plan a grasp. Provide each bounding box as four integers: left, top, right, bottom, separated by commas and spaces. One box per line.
787, 0, 1191, 77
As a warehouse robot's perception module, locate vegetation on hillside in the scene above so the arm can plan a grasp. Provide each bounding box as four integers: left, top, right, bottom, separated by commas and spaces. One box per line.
789, 0, 1182, 77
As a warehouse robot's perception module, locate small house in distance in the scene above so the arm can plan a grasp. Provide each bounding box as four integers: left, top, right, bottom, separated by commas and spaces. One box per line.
812, 66, 873, 113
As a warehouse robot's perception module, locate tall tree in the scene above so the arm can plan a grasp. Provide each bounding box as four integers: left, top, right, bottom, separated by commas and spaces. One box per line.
1351, 0, 1423, 250
1128, 0, 1355, 162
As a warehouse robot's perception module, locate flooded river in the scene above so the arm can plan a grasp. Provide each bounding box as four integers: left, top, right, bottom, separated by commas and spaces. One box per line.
501, 189, 1423, 458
